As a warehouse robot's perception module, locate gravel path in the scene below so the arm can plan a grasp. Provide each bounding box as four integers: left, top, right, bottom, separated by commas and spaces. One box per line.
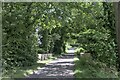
21, 53, 75, 80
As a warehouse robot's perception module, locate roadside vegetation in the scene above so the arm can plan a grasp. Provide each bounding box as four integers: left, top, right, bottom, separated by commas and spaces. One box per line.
2, 2, 120, 79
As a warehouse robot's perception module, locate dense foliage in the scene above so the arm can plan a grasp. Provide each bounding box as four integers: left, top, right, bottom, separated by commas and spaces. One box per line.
2, 3, 38, 70
2, 2, 118, 76
76, 3, 117, 66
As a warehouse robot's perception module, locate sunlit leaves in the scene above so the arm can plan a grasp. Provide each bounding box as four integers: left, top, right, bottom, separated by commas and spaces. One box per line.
77, 2, 117, 67
2, 2, 117, 74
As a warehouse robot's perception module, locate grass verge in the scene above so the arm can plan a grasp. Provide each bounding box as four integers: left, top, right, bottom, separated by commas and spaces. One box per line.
74, 57, 118, 79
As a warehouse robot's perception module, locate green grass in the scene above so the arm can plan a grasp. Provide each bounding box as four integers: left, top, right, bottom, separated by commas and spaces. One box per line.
74, 57, 118, 79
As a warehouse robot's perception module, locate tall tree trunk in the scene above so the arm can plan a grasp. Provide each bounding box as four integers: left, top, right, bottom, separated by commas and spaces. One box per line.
42, 29, 48, 53
114, 2, 120, 75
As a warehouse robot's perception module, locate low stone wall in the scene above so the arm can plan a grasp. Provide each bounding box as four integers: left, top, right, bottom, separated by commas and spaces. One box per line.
38, 53, 52, 61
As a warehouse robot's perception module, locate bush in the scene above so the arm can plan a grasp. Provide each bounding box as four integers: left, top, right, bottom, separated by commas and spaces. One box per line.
78, 29, 117, 66
75, 48, 85, 58
37, 49, 46, 54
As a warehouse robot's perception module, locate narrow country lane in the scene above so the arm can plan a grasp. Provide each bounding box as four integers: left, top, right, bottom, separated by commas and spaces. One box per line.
21, 52, 75, 80
3, 3, 119, 80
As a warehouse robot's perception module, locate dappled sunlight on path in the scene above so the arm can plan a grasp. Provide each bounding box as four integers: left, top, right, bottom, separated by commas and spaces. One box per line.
26, 53, 75, 79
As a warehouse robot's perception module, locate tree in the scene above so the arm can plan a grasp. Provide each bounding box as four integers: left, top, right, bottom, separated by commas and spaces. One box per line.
2, 2, 38, 70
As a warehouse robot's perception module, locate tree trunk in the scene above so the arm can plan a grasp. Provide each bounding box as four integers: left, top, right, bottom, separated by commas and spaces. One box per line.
42, 29, 49, 53
114, 2, 120, 74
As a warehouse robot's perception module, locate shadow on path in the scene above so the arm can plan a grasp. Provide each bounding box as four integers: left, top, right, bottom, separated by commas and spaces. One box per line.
23, 53, 75, 80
